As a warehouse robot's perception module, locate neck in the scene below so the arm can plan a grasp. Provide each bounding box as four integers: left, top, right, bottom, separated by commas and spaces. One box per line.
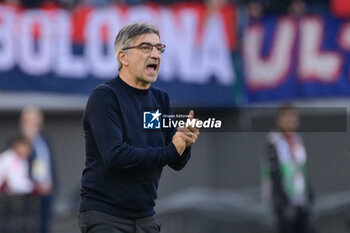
282, 131, 295, 139
119, 69, 150, 90
22, 131, 38, 142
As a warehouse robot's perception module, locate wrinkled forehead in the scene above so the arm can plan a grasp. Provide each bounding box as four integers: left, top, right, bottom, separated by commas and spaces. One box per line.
131, 33, 161, 45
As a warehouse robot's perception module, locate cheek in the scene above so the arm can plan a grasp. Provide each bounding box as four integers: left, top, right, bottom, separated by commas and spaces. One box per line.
133, 57, 145, 70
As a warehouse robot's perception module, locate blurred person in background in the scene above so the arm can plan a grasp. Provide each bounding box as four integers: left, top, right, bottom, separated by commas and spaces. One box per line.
288, 0, 307, 16
20, 106, 56, 233
305, 0, 329, 13
264, 0, 293, 14
0, 136, 33, 194
246, 0, 264, 20
78, 23, 199, 233
0, 0, 20, 6
205, 0, 228, 13
260, 104, 315, 233
20, 0, 45, 7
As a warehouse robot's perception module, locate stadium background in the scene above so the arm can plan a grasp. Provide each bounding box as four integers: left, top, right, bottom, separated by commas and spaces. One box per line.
1, 0, 350, 232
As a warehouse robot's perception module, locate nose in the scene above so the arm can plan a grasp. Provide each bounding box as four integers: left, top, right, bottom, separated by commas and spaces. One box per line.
150, 46, 161, 59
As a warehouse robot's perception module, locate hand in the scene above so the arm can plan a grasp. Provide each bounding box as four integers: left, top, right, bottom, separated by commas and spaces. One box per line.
37, 183, 53, 195
172, 131, 187, 156
177, 110, 200, 147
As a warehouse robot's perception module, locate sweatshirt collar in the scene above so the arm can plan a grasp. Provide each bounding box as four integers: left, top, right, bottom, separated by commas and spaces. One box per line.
116, 75, 150, 95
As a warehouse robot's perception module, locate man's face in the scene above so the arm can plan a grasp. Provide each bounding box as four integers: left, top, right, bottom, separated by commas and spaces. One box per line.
123, 33, 162, 87
277, 109, 300, 132
20, 110, 43, 140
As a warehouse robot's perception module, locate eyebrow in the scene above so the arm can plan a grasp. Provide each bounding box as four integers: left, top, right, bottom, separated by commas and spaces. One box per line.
139, 42, 162, 45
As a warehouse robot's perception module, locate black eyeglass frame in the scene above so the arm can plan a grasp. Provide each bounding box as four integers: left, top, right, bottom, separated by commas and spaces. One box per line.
122, 42, 166, 54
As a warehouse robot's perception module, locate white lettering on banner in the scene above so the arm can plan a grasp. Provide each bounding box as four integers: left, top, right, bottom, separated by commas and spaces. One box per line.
244, 18, 295, 89
339, 23, 350, 50
55, 11, 87, 78
201, 13, 234, 85
160, 9, 234, 85
178, 9, 204, 82
19, 10, 52, 75
85, 8, 119, 79
298, 17, 341, 82
160, 9, 198, 83
0, 7, 15, 70
0, 5, 235, 86
158, 8, 178, 82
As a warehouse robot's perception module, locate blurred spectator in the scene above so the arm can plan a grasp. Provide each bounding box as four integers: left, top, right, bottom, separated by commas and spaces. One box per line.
260, 104, 315, 233
1, 0, 20, 5
305, 0, 329, 7
81, 0, 123, 7
288, 0, 307, 16
306, 0, 329, 13
0, 136, 33, 194
205, 0, 228, 12
265, 0, 293, 15
246, 0, 264, 20
20, 0, 44, 8
331, 0, 350, 17
20, 106, 57, 233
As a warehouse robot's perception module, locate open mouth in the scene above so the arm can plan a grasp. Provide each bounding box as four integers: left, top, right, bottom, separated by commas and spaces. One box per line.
146, 64, 158, 72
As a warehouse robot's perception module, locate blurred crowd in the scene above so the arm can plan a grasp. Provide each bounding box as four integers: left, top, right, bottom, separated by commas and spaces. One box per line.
0, 0, 225, 10
240, 0, 332, 22
0, 0, 332, 20
0, 0, 330, 12
0, 106, 56, 233
0, 0, 333, 21
242, 0, 329, 18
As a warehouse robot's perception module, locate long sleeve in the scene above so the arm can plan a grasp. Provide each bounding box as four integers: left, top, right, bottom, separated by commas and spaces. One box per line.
80, 77, 193, 219
168, 147, 191, 171
162, 93, 191, 171
85, 88, 179, 170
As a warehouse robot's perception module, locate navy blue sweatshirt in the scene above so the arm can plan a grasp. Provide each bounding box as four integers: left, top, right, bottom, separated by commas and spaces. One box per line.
79, 75, 191, 219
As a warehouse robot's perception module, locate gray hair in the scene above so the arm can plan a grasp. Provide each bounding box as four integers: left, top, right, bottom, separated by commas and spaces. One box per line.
114, 23, 160, 71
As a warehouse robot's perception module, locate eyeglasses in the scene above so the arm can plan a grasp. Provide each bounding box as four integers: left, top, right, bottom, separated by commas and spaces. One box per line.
122, 42, 166, 54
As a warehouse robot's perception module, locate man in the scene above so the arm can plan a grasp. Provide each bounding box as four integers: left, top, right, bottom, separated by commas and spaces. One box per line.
20, 106, 56, 233
78, 23, 199, 233
260, 104, 314, 233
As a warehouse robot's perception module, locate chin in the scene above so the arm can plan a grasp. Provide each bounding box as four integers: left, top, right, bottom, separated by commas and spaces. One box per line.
146, 75, 158, 83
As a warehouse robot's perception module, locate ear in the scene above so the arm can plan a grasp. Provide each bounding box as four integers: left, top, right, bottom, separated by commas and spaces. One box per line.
119, 50, 129, 67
